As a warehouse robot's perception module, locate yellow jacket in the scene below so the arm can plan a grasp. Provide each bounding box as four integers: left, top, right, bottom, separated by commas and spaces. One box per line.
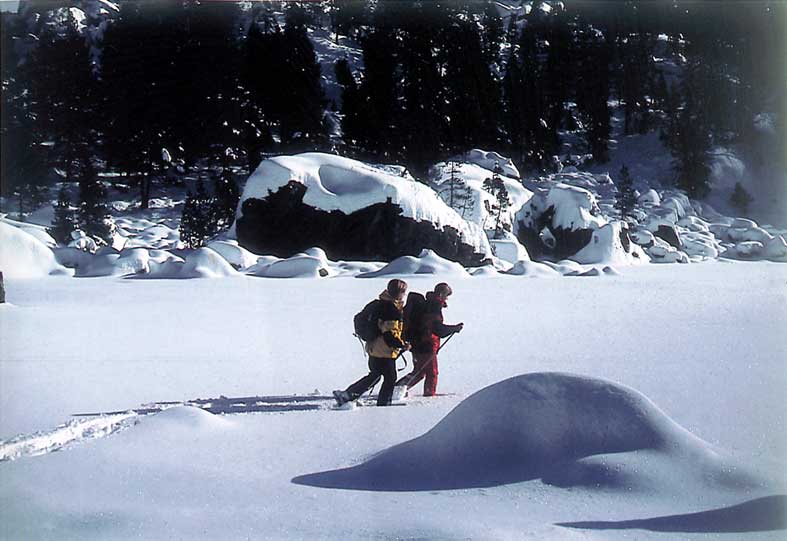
365, 291, 406, 359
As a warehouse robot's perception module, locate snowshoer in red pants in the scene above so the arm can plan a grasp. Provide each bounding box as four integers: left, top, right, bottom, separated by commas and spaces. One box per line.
396, 283, 463, 397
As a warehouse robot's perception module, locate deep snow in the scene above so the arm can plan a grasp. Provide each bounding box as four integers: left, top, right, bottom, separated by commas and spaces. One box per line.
1, 262, 785, 539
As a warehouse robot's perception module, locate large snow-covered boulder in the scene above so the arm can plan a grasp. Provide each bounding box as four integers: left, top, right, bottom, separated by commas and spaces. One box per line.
516, 183, 607, 260
294, 373, 755, 491
234, 153, 490, 266
0, 221, 71, 278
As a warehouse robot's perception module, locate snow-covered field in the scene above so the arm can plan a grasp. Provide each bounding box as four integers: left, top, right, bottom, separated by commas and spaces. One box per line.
1, 262, 785, 539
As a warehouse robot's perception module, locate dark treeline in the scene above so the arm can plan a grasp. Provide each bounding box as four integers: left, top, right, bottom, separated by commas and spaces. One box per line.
1, 0, 784, 210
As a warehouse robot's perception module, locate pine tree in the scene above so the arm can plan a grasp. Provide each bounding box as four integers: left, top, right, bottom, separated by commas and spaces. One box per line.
615, 164, 637, 219
482, 163, 511, 239
730, 182, 753, 215
212, 151, 241, 231
15, 182, 49, 220
668, 56, 713, 198
180, 179, 218, 249
76, 151, 112, 243
49, 185, 76, 245
436, 162, 475, 220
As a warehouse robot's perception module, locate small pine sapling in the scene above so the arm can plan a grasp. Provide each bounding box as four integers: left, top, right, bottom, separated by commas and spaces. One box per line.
615, 164, 638, 220
49, 185, 77, 244
437, 161, 475, 220
180, 178, 219, 249
482, 161, 512, 239
729, 182, 753, 215
76, 152, 113, 243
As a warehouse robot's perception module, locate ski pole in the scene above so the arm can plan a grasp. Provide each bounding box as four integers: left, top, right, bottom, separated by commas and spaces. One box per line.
437, 330, 457, 353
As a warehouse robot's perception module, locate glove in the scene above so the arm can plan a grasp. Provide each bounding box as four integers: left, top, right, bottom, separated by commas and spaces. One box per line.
453, 323, 464, 333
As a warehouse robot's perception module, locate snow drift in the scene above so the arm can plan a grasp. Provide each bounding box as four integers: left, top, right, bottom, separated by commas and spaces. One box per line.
0, 221, 71, 278
357, 249, 469, 278
293, 372, 760, 492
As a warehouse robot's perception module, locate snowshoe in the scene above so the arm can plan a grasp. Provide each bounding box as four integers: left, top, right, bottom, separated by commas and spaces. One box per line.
332, 390, 351, 406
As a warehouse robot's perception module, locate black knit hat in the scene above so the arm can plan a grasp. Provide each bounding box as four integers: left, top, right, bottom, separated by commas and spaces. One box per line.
434, 282, 452, 297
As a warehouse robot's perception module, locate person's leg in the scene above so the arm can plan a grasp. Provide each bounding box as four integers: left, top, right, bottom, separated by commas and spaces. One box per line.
423, 353, 438, 396
345, 358, 383, 400
375, 357, 398, 406
397, 353, 426, 389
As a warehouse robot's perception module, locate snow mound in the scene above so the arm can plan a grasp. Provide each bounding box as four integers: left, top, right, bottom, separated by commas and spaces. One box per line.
572, 222, 649, 265
180, 248, 240, 278
503, 260, 561, 277
0, 217, 57, 247
133, 406, 233, 443
237, 152, 489, 255
453, 149, 521, 179
293, 373, 759, 492
0, 221, 71, 278
247, 248, 333, 278
206, 240, 260, 270
357, 249, 469, 278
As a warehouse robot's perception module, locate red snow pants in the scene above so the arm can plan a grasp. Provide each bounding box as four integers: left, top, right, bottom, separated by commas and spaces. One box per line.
400, 336, 440, 396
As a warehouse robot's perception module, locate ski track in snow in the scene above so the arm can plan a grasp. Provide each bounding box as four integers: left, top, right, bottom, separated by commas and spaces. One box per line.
0, 412, 139, 462
0, 394, 443, 462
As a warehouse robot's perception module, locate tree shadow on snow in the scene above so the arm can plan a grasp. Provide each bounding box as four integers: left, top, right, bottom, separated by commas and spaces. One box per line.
557, 495, 787, 533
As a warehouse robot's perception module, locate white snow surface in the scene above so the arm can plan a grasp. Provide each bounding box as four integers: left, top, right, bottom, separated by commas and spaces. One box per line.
237, 153, 491, 256
1, 265, 786, 539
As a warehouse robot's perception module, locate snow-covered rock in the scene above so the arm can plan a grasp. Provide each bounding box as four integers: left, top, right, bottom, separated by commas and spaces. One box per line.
451, 149, 520, 179
630, 228, 656, 247
489, 232, 530, 264
638, 189, 661, 206
0, 222, 71, 278
206, 240, 260, 270
358, 249, 470, 278
180, 248, 240, 279
0, 218, 57, 247
647, 240, 690, 264
235, 153, 490, 265
516, 182, 606, 260
502, 260, 561, 277
247, 251, 332, 279
764, 235, 787, 261
572, 222, 649, 265
429, 161, 532, 232
734, 241, 764, 259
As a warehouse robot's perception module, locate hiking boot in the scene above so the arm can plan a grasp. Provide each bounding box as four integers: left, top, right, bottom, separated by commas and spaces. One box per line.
333, 390, 351, 406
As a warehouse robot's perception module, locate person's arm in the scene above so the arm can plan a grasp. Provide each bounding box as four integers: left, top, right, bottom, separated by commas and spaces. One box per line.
430, 311, 463, 338
380, 320, 407, 349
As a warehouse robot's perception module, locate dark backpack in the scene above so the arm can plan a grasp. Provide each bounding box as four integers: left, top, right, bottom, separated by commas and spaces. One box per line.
353, 300, 382, 341
403, 291, 428, 342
